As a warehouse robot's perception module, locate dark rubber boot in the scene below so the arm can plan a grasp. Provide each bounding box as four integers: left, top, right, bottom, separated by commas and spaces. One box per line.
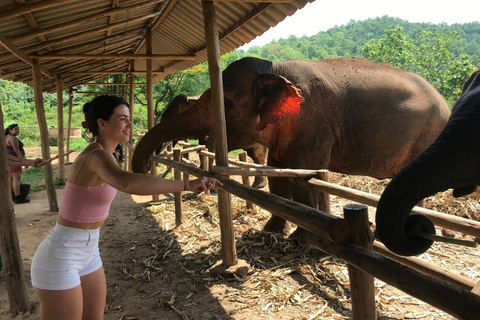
14, 195, 30, 204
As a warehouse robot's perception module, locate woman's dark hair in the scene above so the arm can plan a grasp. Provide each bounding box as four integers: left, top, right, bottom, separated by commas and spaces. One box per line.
82, 95, 129, 136
4, 123, 18, 136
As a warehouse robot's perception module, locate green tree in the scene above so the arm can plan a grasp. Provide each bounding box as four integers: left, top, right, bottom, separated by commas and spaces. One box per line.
363, 27, 474, 101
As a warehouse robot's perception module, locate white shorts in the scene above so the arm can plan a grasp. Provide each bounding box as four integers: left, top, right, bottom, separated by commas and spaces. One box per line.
31, 223, 102, 290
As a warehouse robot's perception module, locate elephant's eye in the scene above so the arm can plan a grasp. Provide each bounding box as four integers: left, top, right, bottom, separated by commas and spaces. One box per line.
224, 97, 234, 113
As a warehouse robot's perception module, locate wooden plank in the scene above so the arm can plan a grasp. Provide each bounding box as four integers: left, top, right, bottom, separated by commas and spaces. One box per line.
56, 79, 65, 181
0, 0, 77, 20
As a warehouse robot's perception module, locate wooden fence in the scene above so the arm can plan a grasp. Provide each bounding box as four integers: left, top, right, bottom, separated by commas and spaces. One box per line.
125, 141, 480, 319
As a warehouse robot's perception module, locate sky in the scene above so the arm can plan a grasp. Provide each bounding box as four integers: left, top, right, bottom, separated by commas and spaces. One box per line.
240, 0, 480, 50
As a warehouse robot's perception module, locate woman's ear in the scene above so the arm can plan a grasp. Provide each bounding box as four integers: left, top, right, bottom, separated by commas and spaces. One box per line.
254, 74, 304, 131
97, 118, 106, 131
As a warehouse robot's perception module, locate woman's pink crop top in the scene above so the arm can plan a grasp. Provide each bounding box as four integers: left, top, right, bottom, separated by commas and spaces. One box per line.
58, 181, 117, 223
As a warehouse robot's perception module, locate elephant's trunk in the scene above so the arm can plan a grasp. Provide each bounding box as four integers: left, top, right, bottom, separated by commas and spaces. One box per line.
132, 102, 212, 173
376, 87, 480, 256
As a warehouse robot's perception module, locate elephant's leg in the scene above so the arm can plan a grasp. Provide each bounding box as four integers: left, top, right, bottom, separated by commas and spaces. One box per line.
288, 184, 320, 240
263, 176, 292, 233
246, 144, 268, 189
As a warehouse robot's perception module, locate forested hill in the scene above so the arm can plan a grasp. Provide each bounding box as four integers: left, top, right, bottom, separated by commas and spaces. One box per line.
241, 16, 480, 66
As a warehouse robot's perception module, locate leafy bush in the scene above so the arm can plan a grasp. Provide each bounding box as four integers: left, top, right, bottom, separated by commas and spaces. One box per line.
69, 138, 89, 151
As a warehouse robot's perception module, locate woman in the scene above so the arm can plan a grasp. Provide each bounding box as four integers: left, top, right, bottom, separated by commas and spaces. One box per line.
5, 123, 29, 204
31, 95, 221, 320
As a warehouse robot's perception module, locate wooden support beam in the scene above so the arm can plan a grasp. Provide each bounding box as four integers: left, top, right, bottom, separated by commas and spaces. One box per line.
0, 34, 55, 79
9, 0, 164, 42
29, 54, 197, 60
66, 91, 73, 163
32, 59, 59, 212
56, 79, 65, 182
203, 0, 236, 267
23, 12, 161, 53
0, 102, 31, 315
0, 0, 77, 20
61, 70, 164, 75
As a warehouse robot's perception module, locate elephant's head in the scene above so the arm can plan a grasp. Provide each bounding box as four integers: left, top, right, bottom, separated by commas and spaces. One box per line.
132, 57, 304, 174
375, 71, 480, 256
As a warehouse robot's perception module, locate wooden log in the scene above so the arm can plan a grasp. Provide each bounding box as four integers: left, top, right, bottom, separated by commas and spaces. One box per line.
32, 59, 59, 212
29, 54, 197, 60
239, 152, 254, 211
297, 177, 480, 238
210, 166, 325, 177
150, 155, 351, 244
0, 102, 31, 315
66, 92, 73, 162
56, 79, 65, 182
373, 242, 475, 291
158, 145, 207, 159
203, 1, 236, 267
343, 204, 376, 320
302, 232, 480, 320
174, 150, 183, 226
198, 149, 272, 168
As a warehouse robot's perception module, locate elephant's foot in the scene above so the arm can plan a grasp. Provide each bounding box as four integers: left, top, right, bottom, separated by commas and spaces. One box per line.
263, 216, 286, 233
288, 227, 309, 242
252, 177, 267, 189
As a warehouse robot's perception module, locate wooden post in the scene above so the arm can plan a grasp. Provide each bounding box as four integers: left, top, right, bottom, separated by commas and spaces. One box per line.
32, 59, 59, 212
146, 27, 159, 201
317, 171, 330, 213
56, 79, 65, 182
66, 90, 73, 163
239, 152, 254, 211
128, 68, 135, 171
202, 0, 237, 267
200, 149, 210, 195
174, 149, 183, 226
0, 102, 31, 315
343, 204, 376, 320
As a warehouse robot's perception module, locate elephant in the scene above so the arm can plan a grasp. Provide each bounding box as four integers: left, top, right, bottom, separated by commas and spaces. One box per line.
132, 57, 451, 236
376, 70, 480, 256
160, 94, 268, 189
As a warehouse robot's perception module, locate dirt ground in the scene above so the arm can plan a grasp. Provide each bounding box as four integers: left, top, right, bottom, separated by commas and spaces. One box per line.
1, 150, 479, 320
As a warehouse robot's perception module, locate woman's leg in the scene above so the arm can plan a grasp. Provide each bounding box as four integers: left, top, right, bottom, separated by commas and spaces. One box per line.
80, 267, 107, 320
35, 286, 84, 320
10, 172, 21, 196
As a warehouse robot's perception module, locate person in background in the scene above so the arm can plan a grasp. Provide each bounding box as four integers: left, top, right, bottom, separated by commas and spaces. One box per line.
113, 143, 124, 165
30, 95, 222, 320
5, 123, 29, 203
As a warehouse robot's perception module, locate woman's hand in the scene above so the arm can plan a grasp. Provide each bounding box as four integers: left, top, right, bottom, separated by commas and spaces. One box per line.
186, 177, 223, 192
33, 158, 44, 167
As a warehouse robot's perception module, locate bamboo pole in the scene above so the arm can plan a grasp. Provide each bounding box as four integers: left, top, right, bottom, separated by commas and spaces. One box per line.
56, 79, 65, 182
202, 0, 236, 267
211, 166, 325, 177
29, 54, 197, 60
0, 102, 31, 315
32, 59, 58, 212
66, 91, 73, 163
239, 152, 254, 211
174, 150, 183, 226
145, 27, 159, 202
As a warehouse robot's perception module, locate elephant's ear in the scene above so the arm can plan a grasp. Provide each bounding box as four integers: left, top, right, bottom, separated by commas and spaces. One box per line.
254, 74, 304, 131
